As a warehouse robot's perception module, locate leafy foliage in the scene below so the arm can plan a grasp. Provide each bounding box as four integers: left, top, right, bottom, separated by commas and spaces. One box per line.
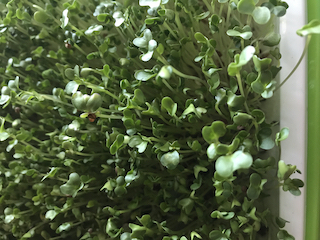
0, 0, 315, 239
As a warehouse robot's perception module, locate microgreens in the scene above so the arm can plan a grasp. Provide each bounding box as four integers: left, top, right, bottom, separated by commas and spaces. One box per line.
0, 0, 319, 240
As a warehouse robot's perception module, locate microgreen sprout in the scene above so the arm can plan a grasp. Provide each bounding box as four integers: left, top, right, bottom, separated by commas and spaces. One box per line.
0, 0, 318, 239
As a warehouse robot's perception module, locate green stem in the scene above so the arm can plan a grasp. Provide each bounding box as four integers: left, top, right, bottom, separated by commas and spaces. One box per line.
83, 187, 101, 191
19, 210, 33, 215
66, 150, 106, 156
50, 236, 68, 240
215, 105, 228, 120
214, 50, 225, 68
278, 143, 282, 161
218, 3, 224, 19
202, 0, 214, 13
99, 108, 122, 113
147, 137, 163, 142
69, 25, 91, 42
42, 173, 69, 182
162, 79, 176, 93
171, 67, 207, 85
178, 149, 196, 154
174, 13, 187, 38
83, 82, 122, 103
132, 58, 146, 70
35, 93, 74, 108
95, 113, 123, 119
248, 94, 261, 104
32, 137, 43, 143
181, 56, 202, 77
29, 3, 44, 11
15, 24, 30, 36
20, 140, 52, 157
275, 35, 311, 91
125, 23, 135, 38
141, 125, 152, 130
162, 22, 179, 40
73, 43, 88, 56
188, 12, 200, 33
129, 15, 139, 31
236, 73, 250, 113
246, 15, 252, 26
115, 27, 128, 44
154, 52, 170, 65
225, 4, 232, 28
159, 115, 174, 126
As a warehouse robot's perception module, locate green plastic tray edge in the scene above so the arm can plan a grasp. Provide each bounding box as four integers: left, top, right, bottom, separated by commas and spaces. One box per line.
306, 1, 320, 239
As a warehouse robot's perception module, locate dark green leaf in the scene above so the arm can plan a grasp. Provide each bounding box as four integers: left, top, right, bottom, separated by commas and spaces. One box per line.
252, 7, 271, 24
135, 70, 156, 81
34, 11, 48, 23
161, 96, 177, 116
60, 173, 84, 197
237, 0, 256, 14
275, 127, 289, 144
262, 32, 281, 46
297, 19, 320, 36
202, 121, 226, 144
194, 32, 208, 43
160, 151, 180, 169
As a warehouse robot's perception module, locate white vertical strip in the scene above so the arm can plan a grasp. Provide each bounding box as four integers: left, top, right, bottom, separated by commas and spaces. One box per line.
279, 0, 306, 239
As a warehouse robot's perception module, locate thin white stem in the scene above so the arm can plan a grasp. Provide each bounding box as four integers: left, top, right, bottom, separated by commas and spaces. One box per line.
275, 35, 311, 91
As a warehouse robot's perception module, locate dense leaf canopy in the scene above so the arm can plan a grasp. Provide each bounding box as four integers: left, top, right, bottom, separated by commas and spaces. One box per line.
0, 0, 308, 239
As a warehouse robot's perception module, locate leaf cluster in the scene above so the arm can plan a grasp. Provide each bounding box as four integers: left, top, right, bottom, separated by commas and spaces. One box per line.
0, 0, 316, 239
